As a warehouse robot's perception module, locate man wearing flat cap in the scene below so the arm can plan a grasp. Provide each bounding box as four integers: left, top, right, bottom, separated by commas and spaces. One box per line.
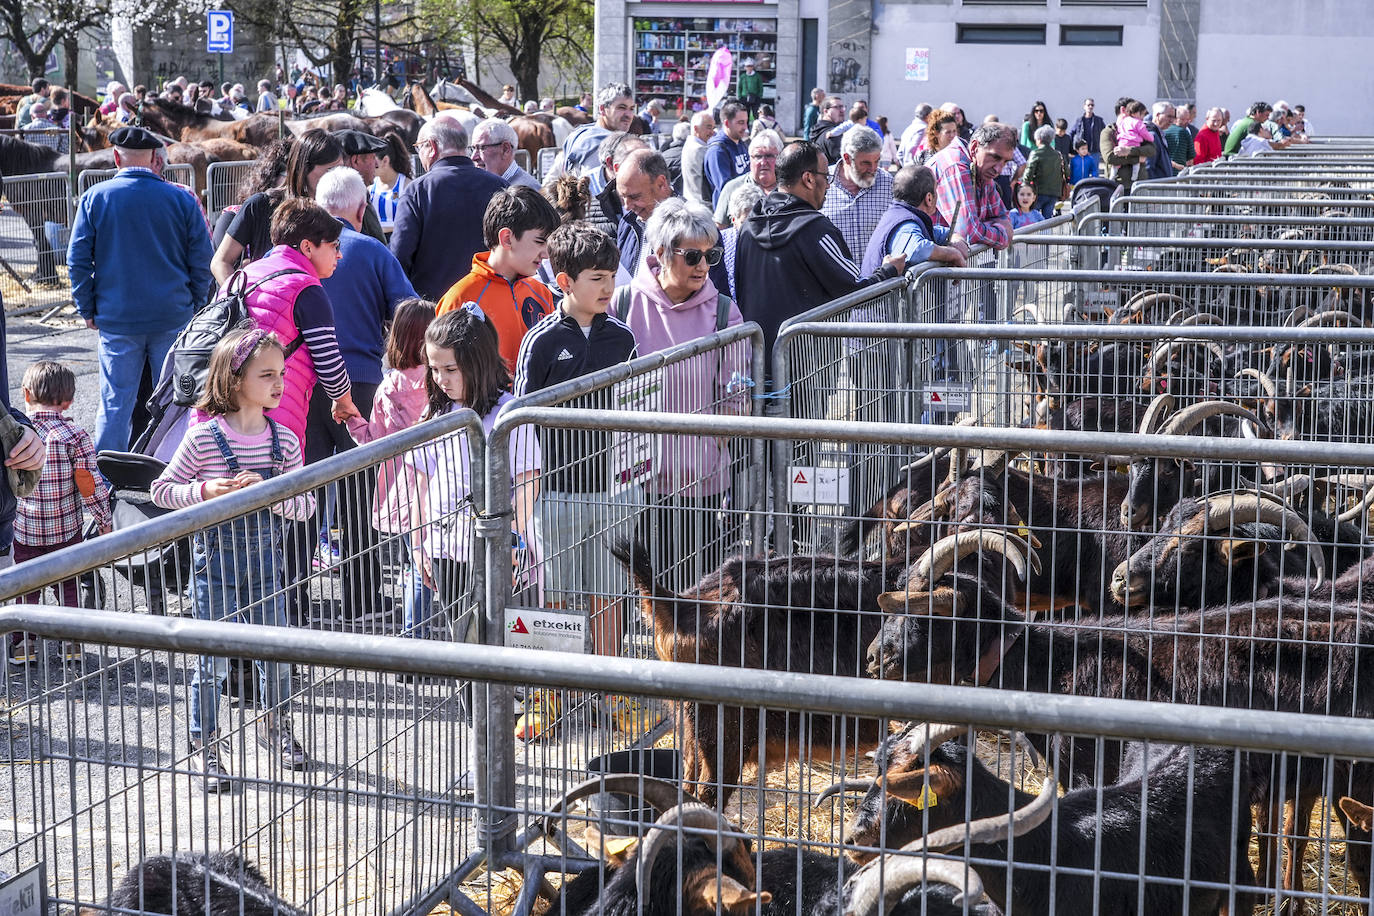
335, 128, 390, 242
67, 126, 214, 453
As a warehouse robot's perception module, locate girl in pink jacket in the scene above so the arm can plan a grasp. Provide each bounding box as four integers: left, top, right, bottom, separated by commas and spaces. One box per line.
346, 298, 436, 638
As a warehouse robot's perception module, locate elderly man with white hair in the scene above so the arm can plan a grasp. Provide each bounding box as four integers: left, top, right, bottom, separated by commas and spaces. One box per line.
681, 110, 715, 207
820, 125, 895, 258
713, 129, 783, 228
471, 118, 540, 189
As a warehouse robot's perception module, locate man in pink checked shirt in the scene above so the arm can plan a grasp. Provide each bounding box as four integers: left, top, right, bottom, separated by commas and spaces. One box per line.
929, 121, 1016, 252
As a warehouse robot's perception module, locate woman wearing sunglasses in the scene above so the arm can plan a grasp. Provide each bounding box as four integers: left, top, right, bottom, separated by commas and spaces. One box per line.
610, 198, 747, 590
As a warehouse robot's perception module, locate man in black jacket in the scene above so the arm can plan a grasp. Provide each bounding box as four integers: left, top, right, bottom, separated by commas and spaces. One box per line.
390, 117, 508, 300
734, 141, 906, 369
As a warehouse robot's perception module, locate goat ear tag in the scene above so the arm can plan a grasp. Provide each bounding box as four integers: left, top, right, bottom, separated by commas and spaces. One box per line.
914, 785, 939, 810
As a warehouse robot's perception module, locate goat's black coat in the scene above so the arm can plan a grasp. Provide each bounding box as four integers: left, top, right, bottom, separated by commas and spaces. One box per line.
842, 738, 1255, 916
93, 852, 304, 916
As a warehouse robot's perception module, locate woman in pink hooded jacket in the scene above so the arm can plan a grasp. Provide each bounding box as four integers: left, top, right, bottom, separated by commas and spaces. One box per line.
612, 198, 749, 590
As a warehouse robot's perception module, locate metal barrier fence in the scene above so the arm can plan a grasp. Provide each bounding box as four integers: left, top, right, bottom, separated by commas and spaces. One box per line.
0, 170, 73, 313
0, 406, 486, 915
76, 164, 198, 197
205, 160, 258, 223
1012, 232, 1374, 274
1079, 210, 1374, 243
537, 147, 558, 180
9, 600, 1374, 916
1111, 195, 1374, 220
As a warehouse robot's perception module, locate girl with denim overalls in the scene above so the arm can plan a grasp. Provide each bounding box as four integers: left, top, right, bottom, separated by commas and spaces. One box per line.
152, 328, 316, 792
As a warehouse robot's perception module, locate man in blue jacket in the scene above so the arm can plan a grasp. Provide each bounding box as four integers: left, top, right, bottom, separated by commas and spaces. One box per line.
67, 126, 213, 453
704, 100, 751, 208
314, 166, 417, 624
390, 116, 508, 301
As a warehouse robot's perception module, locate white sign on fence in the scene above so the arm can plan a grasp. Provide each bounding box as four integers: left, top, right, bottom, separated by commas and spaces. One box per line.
505, 607, 585, 653
788, 465, 849, 505
0, 864, 45, 915
609, 371, 663, 494
925, 384, 970, 413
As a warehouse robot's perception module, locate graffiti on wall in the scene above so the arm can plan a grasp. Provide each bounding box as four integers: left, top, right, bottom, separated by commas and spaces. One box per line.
828, 37, 869, 93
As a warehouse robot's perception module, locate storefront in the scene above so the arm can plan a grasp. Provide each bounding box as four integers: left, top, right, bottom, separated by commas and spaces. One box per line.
595, 0, 801, 132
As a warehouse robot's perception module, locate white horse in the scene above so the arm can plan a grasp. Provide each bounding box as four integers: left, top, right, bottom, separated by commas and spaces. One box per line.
357, 88, 402, 117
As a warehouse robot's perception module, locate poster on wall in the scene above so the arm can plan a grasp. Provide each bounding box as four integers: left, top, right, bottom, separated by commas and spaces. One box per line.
905, 47, 929, 81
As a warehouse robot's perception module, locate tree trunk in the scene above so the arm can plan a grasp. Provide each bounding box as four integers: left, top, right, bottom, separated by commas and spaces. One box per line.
513, 37, 540, 103
63, 34, 79, 90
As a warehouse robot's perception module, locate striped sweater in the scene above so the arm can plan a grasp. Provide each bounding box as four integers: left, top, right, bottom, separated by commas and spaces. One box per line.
151, 419, 316, 519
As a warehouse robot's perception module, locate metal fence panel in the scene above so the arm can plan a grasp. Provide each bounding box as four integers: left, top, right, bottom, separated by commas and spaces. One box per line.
205, 160, 258, 224
0, 170, 72, 313
537, 147, 558, 180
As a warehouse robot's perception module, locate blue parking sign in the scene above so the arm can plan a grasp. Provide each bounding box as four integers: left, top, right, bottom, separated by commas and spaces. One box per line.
206, 10, 233, 54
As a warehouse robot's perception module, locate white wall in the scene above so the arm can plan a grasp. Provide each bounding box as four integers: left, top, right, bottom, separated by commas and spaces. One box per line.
1196, 0, 1374, 136
867, 1, 1159, 137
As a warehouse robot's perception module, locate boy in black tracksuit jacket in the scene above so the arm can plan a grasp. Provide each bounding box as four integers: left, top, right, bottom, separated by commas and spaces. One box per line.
734, 143, 906, 370
513, 222, 638, 738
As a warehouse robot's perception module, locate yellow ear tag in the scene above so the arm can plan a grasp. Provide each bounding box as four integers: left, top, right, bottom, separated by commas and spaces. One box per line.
915, 785, 938, 810
1017, 523, 1031, 540
605, 837, 638, 858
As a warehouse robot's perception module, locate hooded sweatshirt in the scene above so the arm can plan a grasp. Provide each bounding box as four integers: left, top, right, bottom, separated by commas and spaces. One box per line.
703, 130, 750, 207
734, 190, 900, 363
622, 258, 748, 495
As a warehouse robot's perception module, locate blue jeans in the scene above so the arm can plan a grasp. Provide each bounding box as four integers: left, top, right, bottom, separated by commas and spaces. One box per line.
401, 533, 434, 637
189, 514, 292, 739
95, 327, 180, 453
1034, 195, 1058, 220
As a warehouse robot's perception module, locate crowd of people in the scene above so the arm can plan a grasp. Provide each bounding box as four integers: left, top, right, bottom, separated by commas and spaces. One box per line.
0, 73, 1316, 788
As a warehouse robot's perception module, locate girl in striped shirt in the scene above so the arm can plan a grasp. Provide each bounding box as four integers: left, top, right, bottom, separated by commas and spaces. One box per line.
152, 328, 316, 791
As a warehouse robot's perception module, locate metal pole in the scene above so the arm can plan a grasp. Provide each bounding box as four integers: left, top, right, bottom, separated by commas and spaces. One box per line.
218, 52, 224, 90
374, 0, 382, 88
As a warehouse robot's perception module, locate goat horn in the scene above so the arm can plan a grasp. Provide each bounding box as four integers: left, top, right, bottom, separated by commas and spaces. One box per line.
1138, 392, 1176, 436
1237, 367, 1278, 402
543, 775, 696, 832
814, 778, 879, 807
1177, 312, 1224, 327
636, 804, 737, 898
895, 445, 954, 479
915, 530, 1038, 589
1311, 474, 1374, 523
1200, 494, 1326, 588
891, 497, 940, 537
897, 721, 973, 760
1298, 309, 1363, 328
1159, 400, 1262, 438
842, 855, 987, 916
1311, 263, 1358, 275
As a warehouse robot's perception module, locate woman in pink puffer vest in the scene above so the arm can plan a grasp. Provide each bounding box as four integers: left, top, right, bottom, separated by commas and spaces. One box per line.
201, 199, 358, 443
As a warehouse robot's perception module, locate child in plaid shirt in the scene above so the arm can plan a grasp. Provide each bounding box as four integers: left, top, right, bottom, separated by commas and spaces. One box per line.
10, 361, 111, 666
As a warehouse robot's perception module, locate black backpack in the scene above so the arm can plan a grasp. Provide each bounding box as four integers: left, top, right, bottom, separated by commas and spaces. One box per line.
167, 268, 306, 407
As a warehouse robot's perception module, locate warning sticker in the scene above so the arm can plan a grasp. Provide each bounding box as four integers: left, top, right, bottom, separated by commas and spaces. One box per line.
788, 466, 849, 505
505, 607, 586, 653
925, 385, 971, 413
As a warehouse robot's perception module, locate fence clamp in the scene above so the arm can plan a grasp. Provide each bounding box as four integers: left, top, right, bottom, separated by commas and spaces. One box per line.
473, 509, 513, 540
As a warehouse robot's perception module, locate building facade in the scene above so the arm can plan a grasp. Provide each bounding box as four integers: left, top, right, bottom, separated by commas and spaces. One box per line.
594, 0, 1374, 138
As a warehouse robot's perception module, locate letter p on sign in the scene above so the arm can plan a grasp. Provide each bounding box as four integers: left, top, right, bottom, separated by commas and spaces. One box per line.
206, 10, 234, 53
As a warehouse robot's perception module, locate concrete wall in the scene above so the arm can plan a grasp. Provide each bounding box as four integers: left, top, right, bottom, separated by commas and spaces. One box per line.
1196, 0, 1374, 136
867, 0, 1160, 135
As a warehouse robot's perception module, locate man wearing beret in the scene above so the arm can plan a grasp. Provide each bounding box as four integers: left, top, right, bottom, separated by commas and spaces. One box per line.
67, 126, 214, 453
335, 129, 390, 243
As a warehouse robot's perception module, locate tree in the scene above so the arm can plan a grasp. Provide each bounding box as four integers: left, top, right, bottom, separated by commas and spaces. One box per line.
448, 0, 592, 102
0, 0, 208, 84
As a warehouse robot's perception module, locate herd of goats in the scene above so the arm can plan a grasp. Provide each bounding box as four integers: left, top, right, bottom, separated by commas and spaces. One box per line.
528, 219, 1374, 914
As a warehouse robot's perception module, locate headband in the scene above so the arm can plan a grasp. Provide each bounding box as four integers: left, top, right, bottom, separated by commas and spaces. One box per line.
231, 328, 272, 372
461, 300, 487, 323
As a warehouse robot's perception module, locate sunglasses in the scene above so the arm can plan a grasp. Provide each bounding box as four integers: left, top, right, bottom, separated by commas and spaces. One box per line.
672, 246, 723, 267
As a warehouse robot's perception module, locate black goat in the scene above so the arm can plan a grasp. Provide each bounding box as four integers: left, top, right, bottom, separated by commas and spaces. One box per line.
545, 777, 768, 916
1109, 492, 1327, 611
866, 570, 1374, 901
944, 461, 1139, 613
1120, 397, 1267, 530
80, 852, 304, 916
822, 727, 1254, 916
612, 540, 901, 808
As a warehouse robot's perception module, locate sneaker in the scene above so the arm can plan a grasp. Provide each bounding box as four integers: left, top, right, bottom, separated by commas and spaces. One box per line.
514, 688, 561, 742
190, 738, 231, 793
603, 695, 649, 735
257, 717, 308, 770
8, 635, 36, 667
